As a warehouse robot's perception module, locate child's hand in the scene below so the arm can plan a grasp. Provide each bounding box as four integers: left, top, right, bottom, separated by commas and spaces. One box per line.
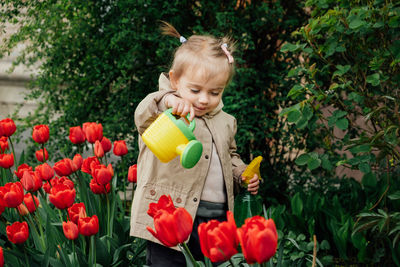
243, 174, 260, 195
164, 94, 195, 121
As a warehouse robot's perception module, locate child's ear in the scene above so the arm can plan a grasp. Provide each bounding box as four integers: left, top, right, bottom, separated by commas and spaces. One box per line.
169, 70, 178, 90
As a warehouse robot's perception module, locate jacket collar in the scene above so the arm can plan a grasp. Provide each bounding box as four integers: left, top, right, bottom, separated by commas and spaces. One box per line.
158, 73, 223, 118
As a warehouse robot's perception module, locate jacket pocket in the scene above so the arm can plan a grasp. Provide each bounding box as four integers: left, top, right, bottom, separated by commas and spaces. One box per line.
136, 183, 188, 226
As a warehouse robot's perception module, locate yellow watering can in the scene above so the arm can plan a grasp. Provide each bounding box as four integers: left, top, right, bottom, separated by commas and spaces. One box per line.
142, 108, 203, 169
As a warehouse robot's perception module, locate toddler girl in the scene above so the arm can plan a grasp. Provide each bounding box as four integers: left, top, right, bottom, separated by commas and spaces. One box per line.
130, 21, 260, 266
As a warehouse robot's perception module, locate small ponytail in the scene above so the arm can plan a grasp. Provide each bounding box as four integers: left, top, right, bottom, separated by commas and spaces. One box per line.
159, 21, 181, 39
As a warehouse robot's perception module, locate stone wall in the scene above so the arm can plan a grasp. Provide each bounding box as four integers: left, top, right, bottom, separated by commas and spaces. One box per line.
0, 22, 38, 119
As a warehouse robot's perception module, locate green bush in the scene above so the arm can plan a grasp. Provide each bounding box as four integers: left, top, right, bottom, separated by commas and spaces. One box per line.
280, 0, 400, 264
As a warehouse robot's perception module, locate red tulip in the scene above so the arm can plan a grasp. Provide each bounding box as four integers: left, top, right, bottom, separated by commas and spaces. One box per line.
0, 246, 4, 267
69, 126, 86, 144
237, 216, 278, 264
78, 215, 99, 236
0, 153, 14, 169
21, 171, 42, 192
73, 154, 83, 170
0, 136, 9, 153
146, 195, 193, 247
32, 124, 49, 144
113, 140, 128, 156
53, 158, 75, 176
0, 182, 24, 208
17, 203, 29, 216
43, 176, 74, 194
68, 203, 87, 224
198, 211, 239, 262
128, 164, 137, 183
94, 140, 104, 158
147, 195, 176, 218
81, 156, 100, 175
91, 164, 113, 185
49, 184, 76, 209
89, 179, 111, 194
100, 137, 112, 153
35, 148, 49, 162
24, 193, 40, 213
15, 163, 33, 179
35, 163, 55, 181
82, 122, 103, 144
0, 118, 16, 137
7, 221, 29, 244
18, 193, 40, 215
63, 221, 79, 240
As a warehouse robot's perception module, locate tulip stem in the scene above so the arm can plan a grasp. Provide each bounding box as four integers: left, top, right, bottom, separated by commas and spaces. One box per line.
72, 240, 77, 265
23, 246, 29, 266
8, 168, 14, 182
179, 243, 197, 266
104, 187, 111, 251
120, 155, 127, 212
31, 194, 46, 251
8, 136, 17, 168
89, 235, 96, 266
42, 144, 46, 163
26, 212, 45, 251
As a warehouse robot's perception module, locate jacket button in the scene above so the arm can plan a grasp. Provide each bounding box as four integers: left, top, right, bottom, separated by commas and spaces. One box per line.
176, 197, 182, 203
205, 155, 209, 159
150, 189, 156, 196
193, 197, 198, 202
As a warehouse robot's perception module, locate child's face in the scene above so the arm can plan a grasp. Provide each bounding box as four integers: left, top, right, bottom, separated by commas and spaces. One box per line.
170, 70, 227, 117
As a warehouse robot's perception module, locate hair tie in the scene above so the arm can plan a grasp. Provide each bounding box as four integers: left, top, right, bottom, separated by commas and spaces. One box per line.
180, 36, 187, 43
221, 43, 234, 64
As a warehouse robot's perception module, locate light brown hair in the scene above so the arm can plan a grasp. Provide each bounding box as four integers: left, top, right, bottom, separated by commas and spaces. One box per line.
160, 21, 236, 86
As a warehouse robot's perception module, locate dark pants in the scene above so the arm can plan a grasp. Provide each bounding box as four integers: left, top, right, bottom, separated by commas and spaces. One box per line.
146, 213, 227, 267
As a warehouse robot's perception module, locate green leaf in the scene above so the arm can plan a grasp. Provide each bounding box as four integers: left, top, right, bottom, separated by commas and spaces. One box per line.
321, 155, 333, 171
287, 110, 302, 123
296, 153, 310, 166
359, 162, 371, 173
349, 16, 365, 29
362, 172, 377, 188
291, 192, 303, 216
308, 158, 321, 170
335, 118, 349, 130
287, 84, 304, 99
281, 42, 305, 52
366, 73, 380, 86
388, 191, 400, 200
332, 110, 347, 118
333, 65, 351, 77
349, 144, 371, 154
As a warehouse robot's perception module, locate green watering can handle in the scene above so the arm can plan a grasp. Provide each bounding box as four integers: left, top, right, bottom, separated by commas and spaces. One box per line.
165, 108, 196, 132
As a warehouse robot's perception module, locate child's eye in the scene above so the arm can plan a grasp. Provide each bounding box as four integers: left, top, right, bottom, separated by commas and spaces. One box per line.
190, 89, 200, 93
210, 91, 220, 96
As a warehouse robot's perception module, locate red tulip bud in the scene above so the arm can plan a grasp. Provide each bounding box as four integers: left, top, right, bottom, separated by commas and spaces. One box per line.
35, 148, 49, 162
0, 153, 14, 169
128, 164, 137, 183
63, 221, 79, 240
69, 126, 86, 144
32, 124, 49, 144
113, 140, 128, 156
0, 118, 16, 137
94, 140, 104, 158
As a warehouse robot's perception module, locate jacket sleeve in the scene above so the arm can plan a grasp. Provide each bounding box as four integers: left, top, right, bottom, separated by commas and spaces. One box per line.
230, 118, 247, 185
134, 90, 176, 135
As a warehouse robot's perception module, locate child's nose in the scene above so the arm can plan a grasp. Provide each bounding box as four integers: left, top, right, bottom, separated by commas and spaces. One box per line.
199, 94, 209, 104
